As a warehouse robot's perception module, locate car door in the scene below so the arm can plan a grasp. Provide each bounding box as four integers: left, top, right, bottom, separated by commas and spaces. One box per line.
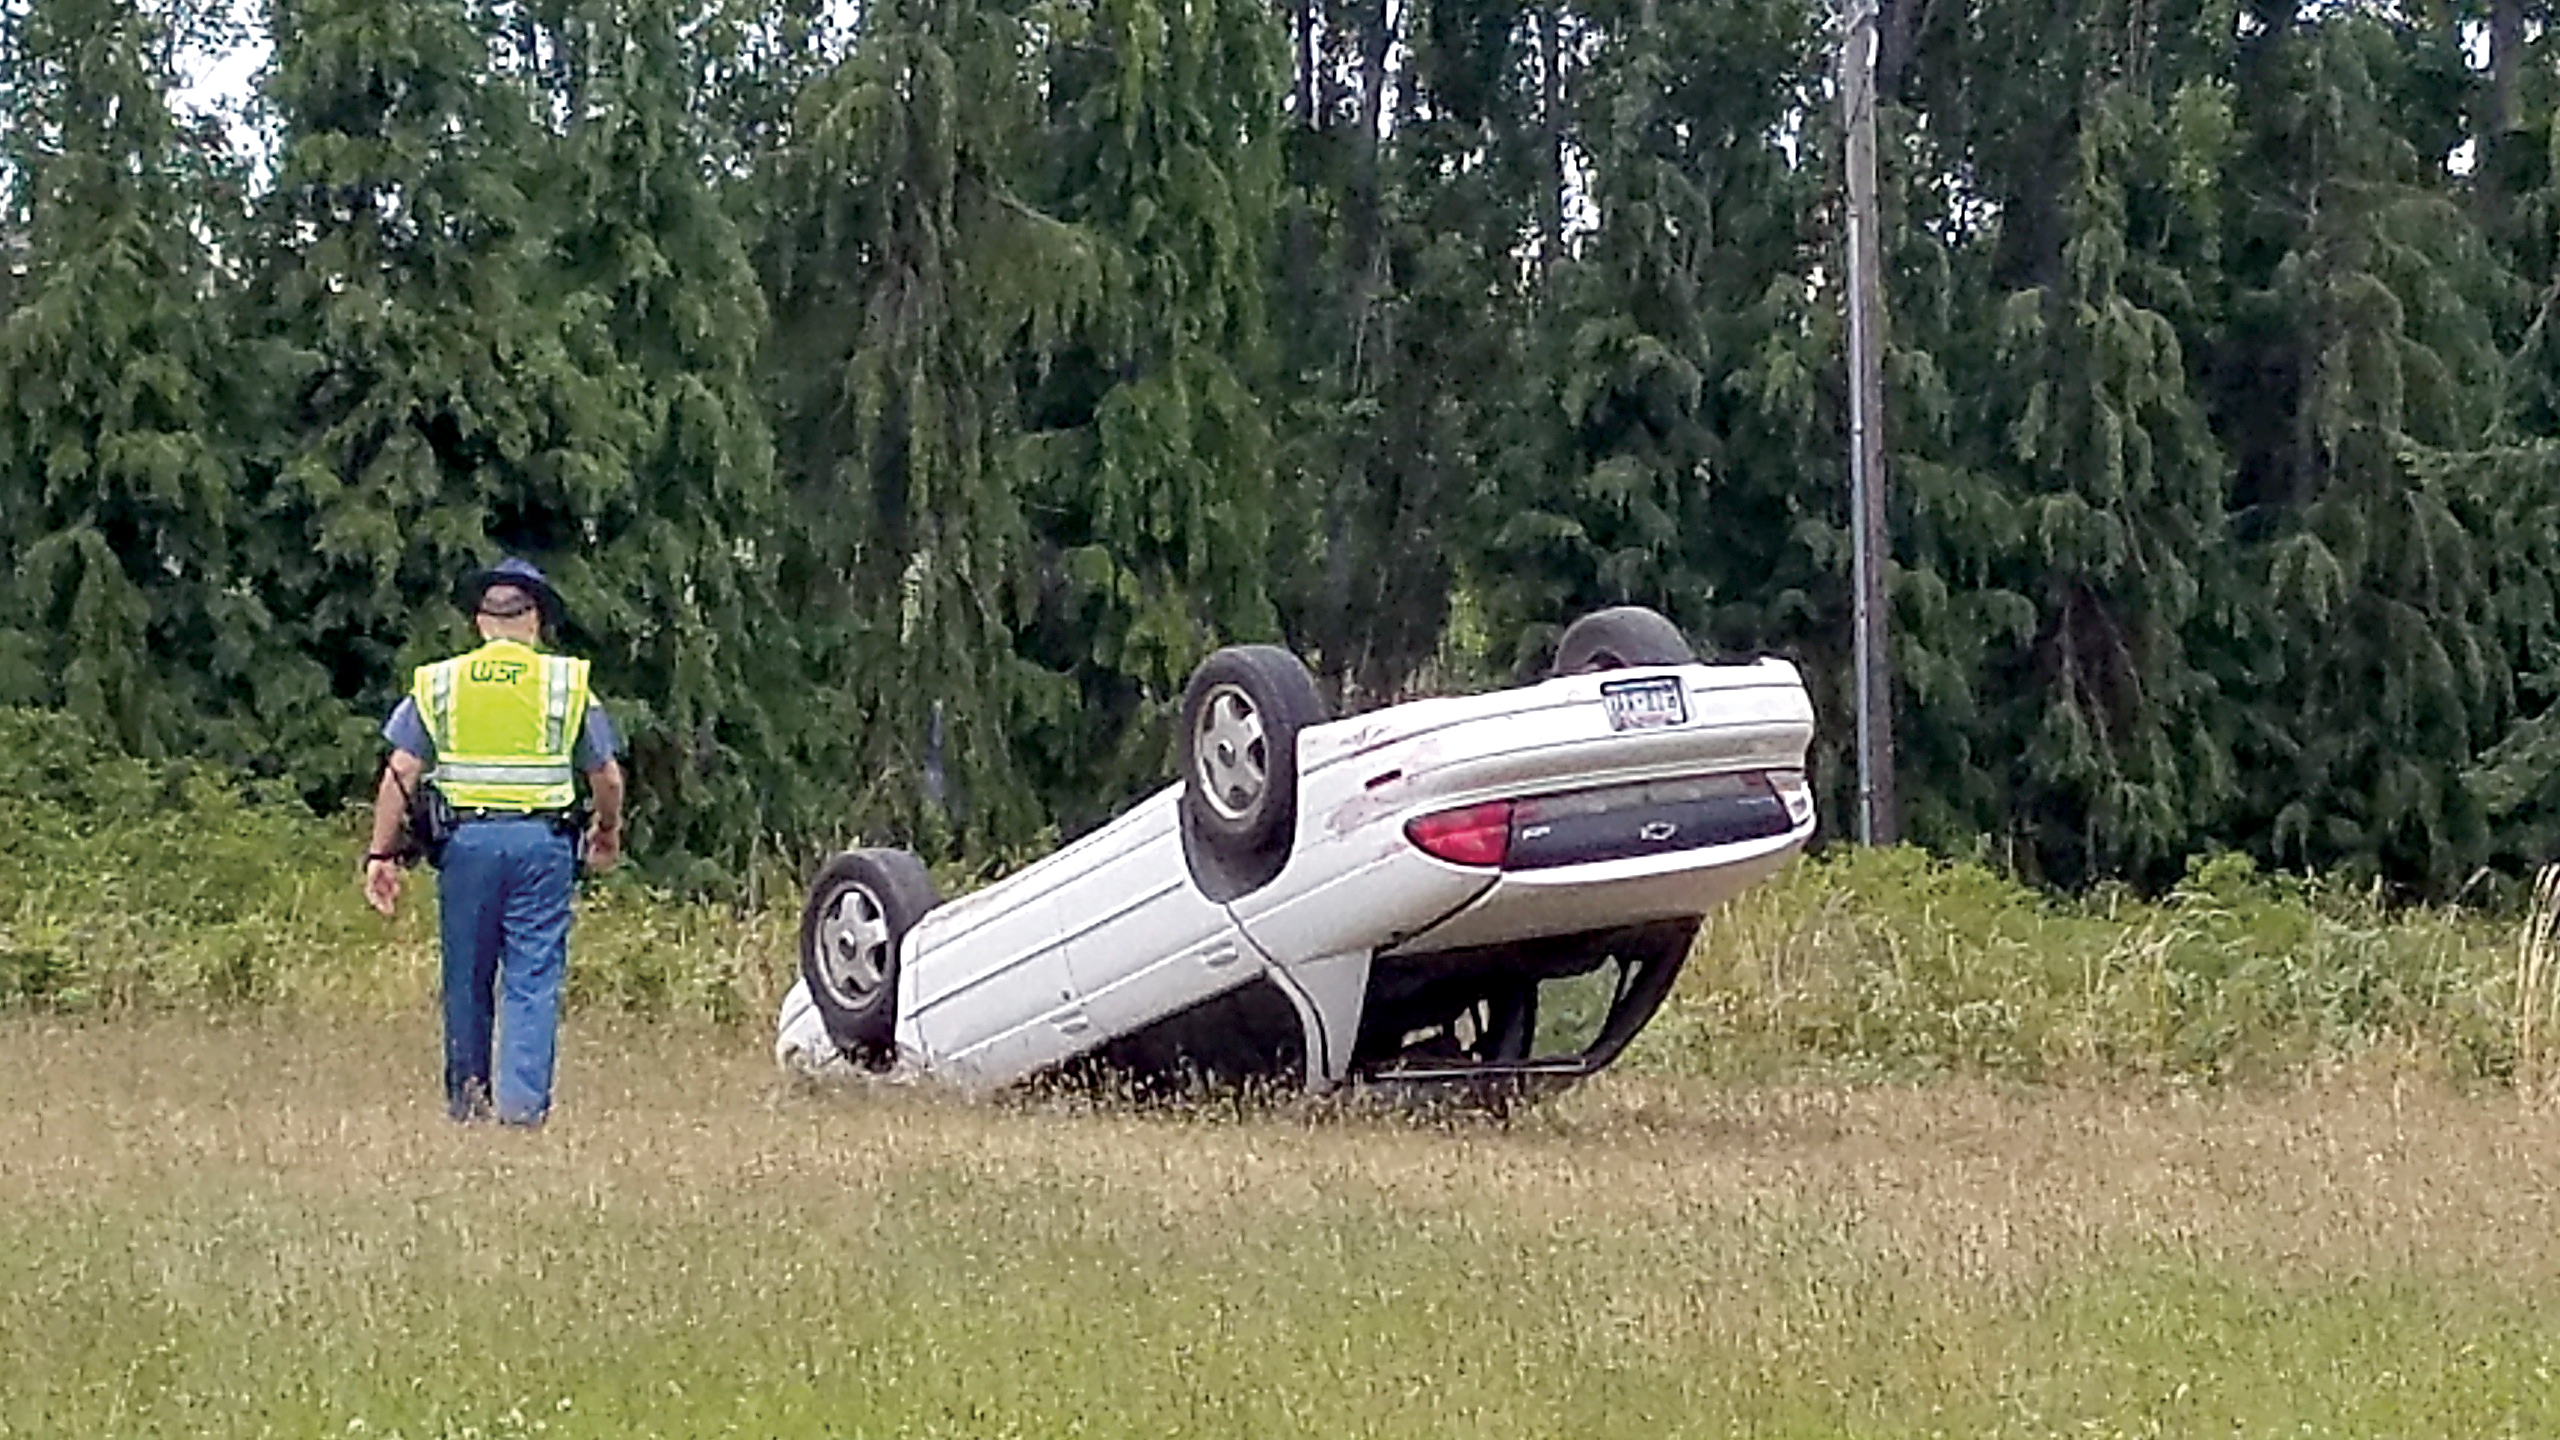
1048, 789, 1252, 1043
898, 884, 1090, 1087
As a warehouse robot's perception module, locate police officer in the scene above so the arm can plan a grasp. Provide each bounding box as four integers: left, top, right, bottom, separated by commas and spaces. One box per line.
361, 558, 626, 1127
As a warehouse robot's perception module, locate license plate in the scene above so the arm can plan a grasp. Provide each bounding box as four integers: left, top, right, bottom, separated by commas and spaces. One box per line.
1601, 675, 1688, 732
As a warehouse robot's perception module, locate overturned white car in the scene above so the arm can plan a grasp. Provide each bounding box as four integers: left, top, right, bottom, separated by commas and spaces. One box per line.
777, 607, 1816, 1096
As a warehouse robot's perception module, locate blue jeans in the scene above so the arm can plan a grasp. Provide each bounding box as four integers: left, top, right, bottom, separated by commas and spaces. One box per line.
437, 816, 577, 1125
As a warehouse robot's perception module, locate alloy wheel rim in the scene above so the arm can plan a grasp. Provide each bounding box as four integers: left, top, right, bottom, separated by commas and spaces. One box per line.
1193, 683, 1269, 823
817, 882, 892, 1007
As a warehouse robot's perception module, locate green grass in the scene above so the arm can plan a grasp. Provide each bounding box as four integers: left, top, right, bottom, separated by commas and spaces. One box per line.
14, 707, 2560, 1433
9, 1016, 2560, 1438
0, 707, 795, 1020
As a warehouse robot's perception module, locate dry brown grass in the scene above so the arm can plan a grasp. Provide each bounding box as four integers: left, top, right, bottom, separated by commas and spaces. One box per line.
8, 1014, 2558, 1286
9, 1015, 2560, 1437
2517, 863, 2560, 1101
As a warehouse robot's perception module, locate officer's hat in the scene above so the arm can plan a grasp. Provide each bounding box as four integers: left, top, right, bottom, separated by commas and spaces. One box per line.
459, 556, 567, 633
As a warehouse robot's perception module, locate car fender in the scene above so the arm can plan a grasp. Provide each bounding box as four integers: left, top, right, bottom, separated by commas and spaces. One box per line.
775, 975, 854, 1077
1250, 948, 1372, 1092
1223, 801, 1496, 966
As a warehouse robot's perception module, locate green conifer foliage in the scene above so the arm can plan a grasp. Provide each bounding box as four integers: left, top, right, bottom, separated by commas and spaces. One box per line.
690, 0, 840, 184
764, 0, 1102, 853
0, 0, 2550, 894
2397, 22, 2560, 873
0, 0, 233, 753
1468, 0, 1837, 673
1960, 85, 2231, 885
530, 0, 801, 871
2210, 10, 2514, 888
237, 0, 569, 793
1267, 0, 1528, 703
1021, 0, 1290, 817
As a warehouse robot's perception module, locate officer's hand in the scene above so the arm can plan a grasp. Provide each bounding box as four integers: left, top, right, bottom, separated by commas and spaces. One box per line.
585, 821, 622, 875
363, 857, 402, 917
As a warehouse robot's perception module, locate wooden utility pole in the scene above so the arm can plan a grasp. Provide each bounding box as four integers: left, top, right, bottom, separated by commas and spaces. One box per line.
1841, 0, 1897, 844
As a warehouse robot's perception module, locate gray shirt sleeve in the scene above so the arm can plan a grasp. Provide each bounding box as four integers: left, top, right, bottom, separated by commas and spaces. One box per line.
383, 697, 434, 763
576, 703, 620, 773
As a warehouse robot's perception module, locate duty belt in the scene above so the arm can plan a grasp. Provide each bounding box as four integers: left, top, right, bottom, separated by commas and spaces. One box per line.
451, 807, 575, 824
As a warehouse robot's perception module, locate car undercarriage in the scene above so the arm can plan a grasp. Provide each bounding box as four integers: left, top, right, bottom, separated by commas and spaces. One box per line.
1050, 920, 1700, 1099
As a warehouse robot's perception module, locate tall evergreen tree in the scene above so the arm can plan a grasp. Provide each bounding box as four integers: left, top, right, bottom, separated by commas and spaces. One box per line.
235, 0, 572, 792
1942, 82, 2232, 885
529, 0, 802, 870
0, 0, 234, 752
764, 0, 1102, 853
2207, 5, 2514, 888
1268, 0, 1538, 703
2421, 37, 2560, 869
1467, 0, 1836, 674
1019, 0, 1290, 817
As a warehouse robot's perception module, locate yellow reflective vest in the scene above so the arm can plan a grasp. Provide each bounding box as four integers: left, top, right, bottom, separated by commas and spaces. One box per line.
411, 639, 595, 812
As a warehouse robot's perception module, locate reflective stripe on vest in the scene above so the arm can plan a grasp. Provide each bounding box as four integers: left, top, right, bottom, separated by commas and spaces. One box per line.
411, 640, 593, 812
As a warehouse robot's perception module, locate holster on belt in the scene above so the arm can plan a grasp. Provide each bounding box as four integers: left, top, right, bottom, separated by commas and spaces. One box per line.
408, 781, 458, 869
553, 798, 593, 875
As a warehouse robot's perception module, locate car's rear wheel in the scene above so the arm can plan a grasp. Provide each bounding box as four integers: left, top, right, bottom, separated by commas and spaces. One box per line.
798, 848, 939, 1066
1180, 645, 1324, 857
1551, 606, 1696, 675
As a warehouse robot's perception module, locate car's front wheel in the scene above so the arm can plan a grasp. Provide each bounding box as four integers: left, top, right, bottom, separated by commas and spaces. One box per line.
798, 848, 939, 1066
1550, 605, 1697, 675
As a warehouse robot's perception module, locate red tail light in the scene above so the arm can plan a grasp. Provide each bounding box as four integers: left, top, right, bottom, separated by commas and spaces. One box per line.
1404, 800, 1515, 867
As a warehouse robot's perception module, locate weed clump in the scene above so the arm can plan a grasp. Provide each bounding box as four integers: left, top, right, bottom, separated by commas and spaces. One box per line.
1656, 847, 2516, 1085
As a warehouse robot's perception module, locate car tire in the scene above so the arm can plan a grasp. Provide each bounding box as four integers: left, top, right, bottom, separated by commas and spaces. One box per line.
798, 847, 939, 1065
1179, 644, 1325, 868
1550, 605, 1697, 676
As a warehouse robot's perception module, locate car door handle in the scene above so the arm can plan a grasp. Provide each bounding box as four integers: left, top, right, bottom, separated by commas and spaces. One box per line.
1057, 1009, 1092, 1034
1203, 942, 1238, 968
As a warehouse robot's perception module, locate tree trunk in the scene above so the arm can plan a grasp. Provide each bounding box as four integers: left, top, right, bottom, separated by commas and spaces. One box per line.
1876, 0, 1927, 96
1350, 0, 1392, 370
1318, 0, 1343, 130
1537, 1, 1564, 298
2467, 0, 2522, 225
1294, 0, 1314, 123
2491, 0, 2523, 137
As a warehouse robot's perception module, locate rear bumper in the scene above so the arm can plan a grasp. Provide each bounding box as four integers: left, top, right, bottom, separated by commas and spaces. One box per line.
1385, 823, 1810, 957
1233, 664, 1817, 969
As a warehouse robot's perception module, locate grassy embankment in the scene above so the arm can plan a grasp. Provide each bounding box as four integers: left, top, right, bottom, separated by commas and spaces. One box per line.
9, 707, 2560, 1436
11, 1019, 2560, 1438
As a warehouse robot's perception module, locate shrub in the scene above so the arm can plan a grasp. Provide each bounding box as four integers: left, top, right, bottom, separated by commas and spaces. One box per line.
1649, 846, 2513, 1084
0, 708, 786, 1019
